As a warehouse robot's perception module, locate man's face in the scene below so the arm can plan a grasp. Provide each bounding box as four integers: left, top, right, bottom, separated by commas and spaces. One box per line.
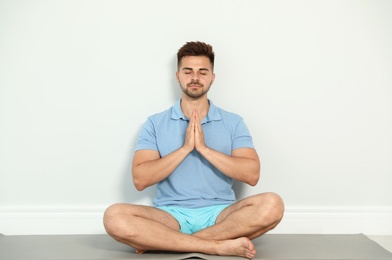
176, 56, 215, 99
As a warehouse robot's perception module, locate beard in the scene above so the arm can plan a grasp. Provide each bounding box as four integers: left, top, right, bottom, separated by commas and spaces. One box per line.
180, 80, 212, 99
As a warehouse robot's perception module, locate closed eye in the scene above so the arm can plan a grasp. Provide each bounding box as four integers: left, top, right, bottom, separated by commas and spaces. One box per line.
182, 68, 192, 74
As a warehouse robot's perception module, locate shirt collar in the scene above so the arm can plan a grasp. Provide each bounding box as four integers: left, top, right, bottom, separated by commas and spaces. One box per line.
171, 99, 222, 123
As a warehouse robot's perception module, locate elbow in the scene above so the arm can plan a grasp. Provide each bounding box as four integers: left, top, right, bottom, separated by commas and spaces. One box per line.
247, 165, 260, 186
133, 177, 147, 191
248, 173, 260, 186
133, 180, 145, 191
132, 168, 147, 191
246, 157, 260, 186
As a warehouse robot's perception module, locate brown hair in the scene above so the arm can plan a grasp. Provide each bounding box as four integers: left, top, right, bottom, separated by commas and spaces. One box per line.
177, 41, 215, 70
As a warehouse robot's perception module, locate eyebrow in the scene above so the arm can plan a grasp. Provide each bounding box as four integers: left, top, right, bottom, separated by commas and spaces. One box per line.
182, 67, 210, 71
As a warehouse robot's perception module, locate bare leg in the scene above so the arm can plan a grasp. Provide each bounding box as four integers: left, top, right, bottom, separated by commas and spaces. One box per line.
193, 192, 284, 240
103, 203, 256, 259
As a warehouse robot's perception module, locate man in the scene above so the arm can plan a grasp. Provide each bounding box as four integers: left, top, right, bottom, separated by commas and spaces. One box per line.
104, 41, 284, 259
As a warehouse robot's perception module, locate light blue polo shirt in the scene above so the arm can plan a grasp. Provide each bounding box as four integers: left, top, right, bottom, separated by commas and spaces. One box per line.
135, 99, 255, 208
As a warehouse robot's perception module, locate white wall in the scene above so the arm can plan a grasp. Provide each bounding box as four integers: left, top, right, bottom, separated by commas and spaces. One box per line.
1, 0, 391, 235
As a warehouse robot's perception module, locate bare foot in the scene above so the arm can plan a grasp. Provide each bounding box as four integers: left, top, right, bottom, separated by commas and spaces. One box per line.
135, 237, 255, 259
135, 249, 145, 254
216, 237, 256, 259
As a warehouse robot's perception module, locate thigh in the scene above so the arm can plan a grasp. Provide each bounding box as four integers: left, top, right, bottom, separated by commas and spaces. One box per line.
215, 193, 280, 224
106, 203, 180, 231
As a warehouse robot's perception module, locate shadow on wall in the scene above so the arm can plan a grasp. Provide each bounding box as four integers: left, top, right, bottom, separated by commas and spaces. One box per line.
120, 156, 157, 205
171, 57, 181, 102
233, 180, 246, 200
120, 124, 156, 205
120, 56, 181, 204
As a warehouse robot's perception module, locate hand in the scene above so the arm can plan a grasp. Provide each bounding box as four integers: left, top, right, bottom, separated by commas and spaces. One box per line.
183, 109, 207, 153
183, 111, 195, 153
193, 109, 207, 152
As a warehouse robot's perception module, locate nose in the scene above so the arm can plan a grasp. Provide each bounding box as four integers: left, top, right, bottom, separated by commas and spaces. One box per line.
191, 73, 199, 81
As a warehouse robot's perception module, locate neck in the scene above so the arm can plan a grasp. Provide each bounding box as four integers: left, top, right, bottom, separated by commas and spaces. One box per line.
180, 95, 210, 119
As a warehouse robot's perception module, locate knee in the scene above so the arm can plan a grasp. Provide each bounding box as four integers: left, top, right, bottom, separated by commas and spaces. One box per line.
267, 192, 284, 221
103, 203, 128, 236
256, 192, 285, 227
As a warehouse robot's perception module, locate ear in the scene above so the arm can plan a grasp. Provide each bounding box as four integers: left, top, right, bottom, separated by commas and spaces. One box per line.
211, 73, 216, 84
176, 71, 180, 82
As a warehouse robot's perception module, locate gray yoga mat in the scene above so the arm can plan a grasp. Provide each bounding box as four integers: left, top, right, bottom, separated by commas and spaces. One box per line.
1, 233, 391, 259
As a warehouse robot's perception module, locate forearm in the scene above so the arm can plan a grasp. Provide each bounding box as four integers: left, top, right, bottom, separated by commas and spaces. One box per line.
198, 147, 260, 186
132, 147, 190, 191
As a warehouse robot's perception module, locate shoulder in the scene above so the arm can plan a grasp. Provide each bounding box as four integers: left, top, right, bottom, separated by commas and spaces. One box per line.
212, 102, 244, 124
210, 102, 252, 136
218, 107, 242, 119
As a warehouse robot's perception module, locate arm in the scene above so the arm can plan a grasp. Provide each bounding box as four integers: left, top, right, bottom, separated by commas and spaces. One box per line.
132, 114, 196, 191
132, 148, 190, 191
194, 110, 260, 186
198, 147, 260, 186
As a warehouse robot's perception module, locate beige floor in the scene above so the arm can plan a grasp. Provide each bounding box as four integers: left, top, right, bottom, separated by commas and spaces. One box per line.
368, 235, 392, 253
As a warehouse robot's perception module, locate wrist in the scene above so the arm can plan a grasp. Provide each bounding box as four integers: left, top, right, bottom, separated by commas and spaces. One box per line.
196, 145, 209, 155
181, 145, 193, 154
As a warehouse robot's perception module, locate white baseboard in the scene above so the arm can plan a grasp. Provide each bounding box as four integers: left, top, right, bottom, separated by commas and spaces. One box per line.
0, 207, 106, 235
1, 206, 391, 236
270, 206, 392, 235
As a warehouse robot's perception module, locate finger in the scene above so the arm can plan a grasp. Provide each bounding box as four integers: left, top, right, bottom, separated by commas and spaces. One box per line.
195, 109, 200, 124
193, 110, 200, 133
183, 111, 196, 151
192, 109, 196, 124
188, 112, 194, 129
194, 111, 204, 141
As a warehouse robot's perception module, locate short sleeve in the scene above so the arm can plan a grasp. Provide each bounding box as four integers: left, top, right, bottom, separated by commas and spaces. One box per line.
135, 118, 159, 151
232, 119, 255, 150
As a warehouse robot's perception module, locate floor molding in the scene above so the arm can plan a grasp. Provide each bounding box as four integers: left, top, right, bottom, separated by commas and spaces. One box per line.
271, 206, 392, 235
0, 207, 105, 235
1, 206, 391, 235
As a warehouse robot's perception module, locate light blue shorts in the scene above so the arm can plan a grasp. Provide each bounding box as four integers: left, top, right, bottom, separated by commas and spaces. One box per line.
157, 204, 231, 234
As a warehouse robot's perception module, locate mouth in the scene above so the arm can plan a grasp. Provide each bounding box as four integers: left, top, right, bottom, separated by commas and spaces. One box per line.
188, 83, 202, 88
